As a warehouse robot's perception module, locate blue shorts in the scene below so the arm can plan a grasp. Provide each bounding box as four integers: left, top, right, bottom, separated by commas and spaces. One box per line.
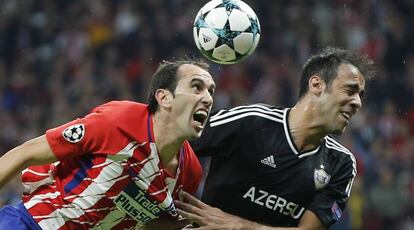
0, 202, 41, 230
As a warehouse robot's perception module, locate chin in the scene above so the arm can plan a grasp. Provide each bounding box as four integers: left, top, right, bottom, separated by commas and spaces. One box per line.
194, 130, 204, 138
187, 129, 203, 140
331, 127, 346, 135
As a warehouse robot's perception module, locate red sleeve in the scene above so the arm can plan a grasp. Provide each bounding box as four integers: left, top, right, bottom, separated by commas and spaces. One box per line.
180, 141, 203, 195
45, 105, 130, 161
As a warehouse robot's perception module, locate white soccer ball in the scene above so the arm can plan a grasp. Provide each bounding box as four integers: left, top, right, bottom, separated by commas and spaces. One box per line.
193, 0, 261, 64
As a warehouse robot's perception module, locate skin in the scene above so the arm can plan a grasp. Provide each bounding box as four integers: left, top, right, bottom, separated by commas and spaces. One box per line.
146, 64, 215, 229
175, 63, 366, 230
289, 63, 365, 152
170, 64, 216, 139
0, 63, 216, 230
152, 64, 215, 174
0, 64, 217, 190
0, 135, 56, 190
175, 192, 325, 230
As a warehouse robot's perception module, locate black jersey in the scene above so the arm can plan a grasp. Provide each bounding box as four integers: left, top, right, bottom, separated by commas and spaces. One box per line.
191, 104, 356, 227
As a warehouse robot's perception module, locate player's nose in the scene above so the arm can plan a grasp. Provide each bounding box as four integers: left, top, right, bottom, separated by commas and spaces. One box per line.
350, 93, 362, 110
201, 90, 213, 107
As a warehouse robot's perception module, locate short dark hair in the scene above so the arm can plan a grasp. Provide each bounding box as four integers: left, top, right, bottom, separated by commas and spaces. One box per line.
298, 47, 376, 99
147, 59, 210, 113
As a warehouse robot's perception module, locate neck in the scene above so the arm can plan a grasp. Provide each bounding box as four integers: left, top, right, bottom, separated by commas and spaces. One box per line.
289, 98, 327, 152
152, 111, 183, 174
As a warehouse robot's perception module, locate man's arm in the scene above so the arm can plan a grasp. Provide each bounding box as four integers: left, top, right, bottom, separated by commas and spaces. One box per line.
175, 191, 326, 230
0, 135, 57, 189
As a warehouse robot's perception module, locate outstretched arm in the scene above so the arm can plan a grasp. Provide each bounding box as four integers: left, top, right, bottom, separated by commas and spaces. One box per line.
0, 135, 57, 189
174, 191, 326, 230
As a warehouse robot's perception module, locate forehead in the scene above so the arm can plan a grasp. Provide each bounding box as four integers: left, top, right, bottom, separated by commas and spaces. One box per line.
333, 63, 365, 88
177, 64, 214, 84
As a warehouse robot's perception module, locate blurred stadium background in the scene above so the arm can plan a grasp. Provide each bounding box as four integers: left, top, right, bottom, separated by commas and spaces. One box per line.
0, 0, 413, 229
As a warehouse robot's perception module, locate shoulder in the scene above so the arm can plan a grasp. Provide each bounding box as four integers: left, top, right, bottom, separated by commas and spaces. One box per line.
93, 100, 147, 113
209, 103, 286, 127
323, 135, 357, 172
92, 100, 149, 121
85, 101, 149, 136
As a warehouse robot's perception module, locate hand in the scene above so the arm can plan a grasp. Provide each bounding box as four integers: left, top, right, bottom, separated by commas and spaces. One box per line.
174, 192, 326, 230
174, 191, 251, 230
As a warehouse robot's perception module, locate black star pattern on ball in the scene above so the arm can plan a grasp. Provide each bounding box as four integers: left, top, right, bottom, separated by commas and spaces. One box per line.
216, 21, 242, 50
248, 17, 260, 34
218, 0, 241, 14
194, 14, 207, 29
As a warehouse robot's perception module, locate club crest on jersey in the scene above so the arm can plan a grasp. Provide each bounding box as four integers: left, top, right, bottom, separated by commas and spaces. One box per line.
62, 124, 85, 143
314, 168, 331, 190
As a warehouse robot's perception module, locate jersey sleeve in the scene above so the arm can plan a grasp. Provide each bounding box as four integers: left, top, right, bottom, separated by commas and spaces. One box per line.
307, 155, 356, 227
190, 108, 247, 157
45, 104, 128, 161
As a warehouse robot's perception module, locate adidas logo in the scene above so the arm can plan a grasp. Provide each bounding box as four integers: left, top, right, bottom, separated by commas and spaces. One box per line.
202, 34, 212, 43
261, 155, 276, 168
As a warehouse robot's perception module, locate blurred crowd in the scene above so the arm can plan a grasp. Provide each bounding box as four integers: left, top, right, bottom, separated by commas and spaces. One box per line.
0, 0, 413, 229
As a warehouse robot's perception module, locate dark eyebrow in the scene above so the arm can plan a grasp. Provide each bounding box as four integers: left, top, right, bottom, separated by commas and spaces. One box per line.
190, 77, 216, 95
190, 78, 205, 86
347, 83, 365, 98
347, 83, 359, 90
191, 78, 216, 89
346, 82, 363, 90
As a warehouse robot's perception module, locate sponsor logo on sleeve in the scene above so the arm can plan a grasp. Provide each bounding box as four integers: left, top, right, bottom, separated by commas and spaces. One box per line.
62, 124, 85, 143
331, 202, 342, 221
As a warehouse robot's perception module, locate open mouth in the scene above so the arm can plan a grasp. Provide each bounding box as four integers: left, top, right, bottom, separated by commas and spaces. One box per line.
193, 110, 208, 127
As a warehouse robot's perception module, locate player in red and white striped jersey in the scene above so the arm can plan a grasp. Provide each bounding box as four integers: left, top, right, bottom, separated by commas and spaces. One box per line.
0, 59, 216, 230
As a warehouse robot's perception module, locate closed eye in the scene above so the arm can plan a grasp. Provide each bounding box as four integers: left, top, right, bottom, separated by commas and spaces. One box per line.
345, 84, 364, 98
359, 90, 365, 99
208, 88, 215, 96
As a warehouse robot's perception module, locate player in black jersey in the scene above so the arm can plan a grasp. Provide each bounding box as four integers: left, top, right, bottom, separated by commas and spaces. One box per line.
175, 47, 376, 229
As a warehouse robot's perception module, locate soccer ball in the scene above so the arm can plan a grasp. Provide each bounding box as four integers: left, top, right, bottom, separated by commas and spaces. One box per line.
193, 0, 261, 64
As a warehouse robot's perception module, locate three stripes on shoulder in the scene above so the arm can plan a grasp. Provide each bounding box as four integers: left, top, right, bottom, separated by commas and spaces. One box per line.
210, 104, 285, 127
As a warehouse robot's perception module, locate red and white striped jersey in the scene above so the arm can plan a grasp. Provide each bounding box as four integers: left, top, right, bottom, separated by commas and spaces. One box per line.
21, 101, 203, 229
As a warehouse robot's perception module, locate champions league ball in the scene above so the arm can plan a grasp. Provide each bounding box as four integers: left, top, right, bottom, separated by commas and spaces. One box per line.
193, 0, 261, 64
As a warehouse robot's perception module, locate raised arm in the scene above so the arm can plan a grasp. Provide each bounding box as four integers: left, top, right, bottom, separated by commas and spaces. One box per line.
0, 135, 57, 189
175, 191, 326, 230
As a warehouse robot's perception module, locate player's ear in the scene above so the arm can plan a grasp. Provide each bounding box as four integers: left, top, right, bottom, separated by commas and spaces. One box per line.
155, 89, 173, 109
309, 75, 324, 96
